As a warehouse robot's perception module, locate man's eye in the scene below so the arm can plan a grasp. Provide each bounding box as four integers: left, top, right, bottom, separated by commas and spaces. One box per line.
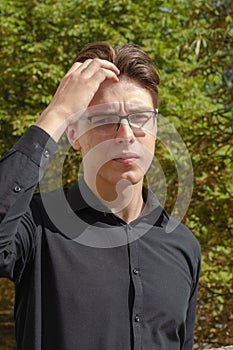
91, 117, 108, 125
91, 115, 117, 125
131, 114, 148, 123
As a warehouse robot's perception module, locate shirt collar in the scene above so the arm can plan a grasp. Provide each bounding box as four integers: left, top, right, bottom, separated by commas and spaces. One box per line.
66, 177, 110, 213
66, 176, 166, 219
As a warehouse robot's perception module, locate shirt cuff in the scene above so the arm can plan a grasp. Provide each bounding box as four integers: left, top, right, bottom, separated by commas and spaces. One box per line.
13, 125, 58, 167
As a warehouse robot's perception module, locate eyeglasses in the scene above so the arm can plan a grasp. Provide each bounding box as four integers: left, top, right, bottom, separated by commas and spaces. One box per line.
80, 109, 158, 135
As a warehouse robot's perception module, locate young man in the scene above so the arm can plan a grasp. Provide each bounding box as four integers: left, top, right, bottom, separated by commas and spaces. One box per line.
0, 42, 201, 350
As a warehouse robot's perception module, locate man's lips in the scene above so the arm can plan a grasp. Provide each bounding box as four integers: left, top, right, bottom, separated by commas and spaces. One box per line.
112, 153, 140, 164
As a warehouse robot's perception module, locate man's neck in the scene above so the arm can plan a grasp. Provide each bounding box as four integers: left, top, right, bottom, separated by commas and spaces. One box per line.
113, 193, 145, 223
84, 176, 145, 224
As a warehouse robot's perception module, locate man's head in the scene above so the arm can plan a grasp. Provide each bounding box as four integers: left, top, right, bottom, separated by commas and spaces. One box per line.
67, 42, 160, 201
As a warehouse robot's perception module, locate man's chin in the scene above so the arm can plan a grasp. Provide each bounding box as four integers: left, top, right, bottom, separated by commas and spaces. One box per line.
98, 170, 144, 188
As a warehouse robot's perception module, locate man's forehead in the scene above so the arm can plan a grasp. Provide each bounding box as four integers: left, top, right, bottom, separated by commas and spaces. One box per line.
89, 76, 155, 110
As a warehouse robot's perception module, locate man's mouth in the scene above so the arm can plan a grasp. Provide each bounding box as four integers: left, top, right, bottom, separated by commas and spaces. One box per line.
112, 153, 140, 164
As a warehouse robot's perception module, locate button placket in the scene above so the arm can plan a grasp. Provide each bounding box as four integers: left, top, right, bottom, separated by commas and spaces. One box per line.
126, 225, 143, 350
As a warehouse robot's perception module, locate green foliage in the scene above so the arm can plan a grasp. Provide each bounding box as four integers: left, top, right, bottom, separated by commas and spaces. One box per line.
0, 0, 232, 348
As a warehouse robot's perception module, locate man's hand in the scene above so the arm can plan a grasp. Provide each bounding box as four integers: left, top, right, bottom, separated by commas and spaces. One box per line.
35, 59, 120, 141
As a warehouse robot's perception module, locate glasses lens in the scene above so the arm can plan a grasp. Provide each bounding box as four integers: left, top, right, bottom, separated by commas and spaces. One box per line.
129, 111, 155, 131
89, 114, 119, 135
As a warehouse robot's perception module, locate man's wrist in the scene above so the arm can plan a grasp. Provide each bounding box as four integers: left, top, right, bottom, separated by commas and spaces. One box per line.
35, 108, 68, 142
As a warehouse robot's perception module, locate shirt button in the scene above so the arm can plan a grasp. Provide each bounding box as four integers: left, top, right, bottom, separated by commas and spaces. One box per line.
13, 185, 21, 193
135, 315, 140, 323
44, 149, 50, 158
133, 268, 139, 275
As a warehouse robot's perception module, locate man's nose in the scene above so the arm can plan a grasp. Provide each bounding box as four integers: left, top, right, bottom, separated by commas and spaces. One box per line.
115, 120, 135, 144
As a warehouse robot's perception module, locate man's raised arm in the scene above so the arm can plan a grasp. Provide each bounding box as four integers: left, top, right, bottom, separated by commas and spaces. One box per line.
0, 59, 119, 282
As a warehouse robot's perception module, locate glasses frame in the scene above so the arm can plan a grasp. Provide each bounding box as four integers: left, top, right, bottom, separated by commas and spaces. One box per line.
79, 109, 158, 134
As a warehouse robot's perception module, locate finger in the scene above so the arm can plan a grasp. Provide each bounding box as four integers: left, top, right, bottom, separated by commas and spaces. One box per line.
65, 63, 90, 80
66, 58, 100, 77
81, 58, 120, 79
65, 59, 95, 78
65, 62, 83, 76
91, 68, 120, 88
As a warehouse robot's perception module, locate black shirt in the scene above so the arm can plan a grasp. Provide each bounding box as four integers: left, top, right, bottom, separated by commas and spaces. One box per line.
0, 126, 201, 350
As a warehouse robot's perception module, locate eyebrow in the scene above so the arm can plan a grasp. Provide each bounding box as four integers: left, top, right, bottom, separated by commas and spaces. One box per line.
87, 108, 155, 115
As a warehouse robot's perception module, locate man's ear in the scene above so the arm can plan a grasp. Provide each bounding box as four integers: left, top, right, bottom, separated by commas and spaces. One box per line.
66, 126, 81, 150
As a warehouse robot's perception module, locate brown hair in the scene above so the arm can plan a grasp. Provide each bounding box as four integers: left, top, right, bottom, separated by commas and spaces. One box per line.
74, 42, 160, 107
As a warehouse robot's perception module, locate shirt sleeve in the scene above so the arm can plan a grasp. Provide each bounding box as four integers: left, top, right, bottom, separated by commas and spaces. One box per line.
183, 255, 201, 350
0, 125, 57, 282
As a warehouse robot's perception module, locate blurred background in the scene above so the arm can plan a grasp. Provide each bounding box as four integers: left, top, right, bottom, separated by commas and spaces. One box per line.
0, 0, 232, 349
